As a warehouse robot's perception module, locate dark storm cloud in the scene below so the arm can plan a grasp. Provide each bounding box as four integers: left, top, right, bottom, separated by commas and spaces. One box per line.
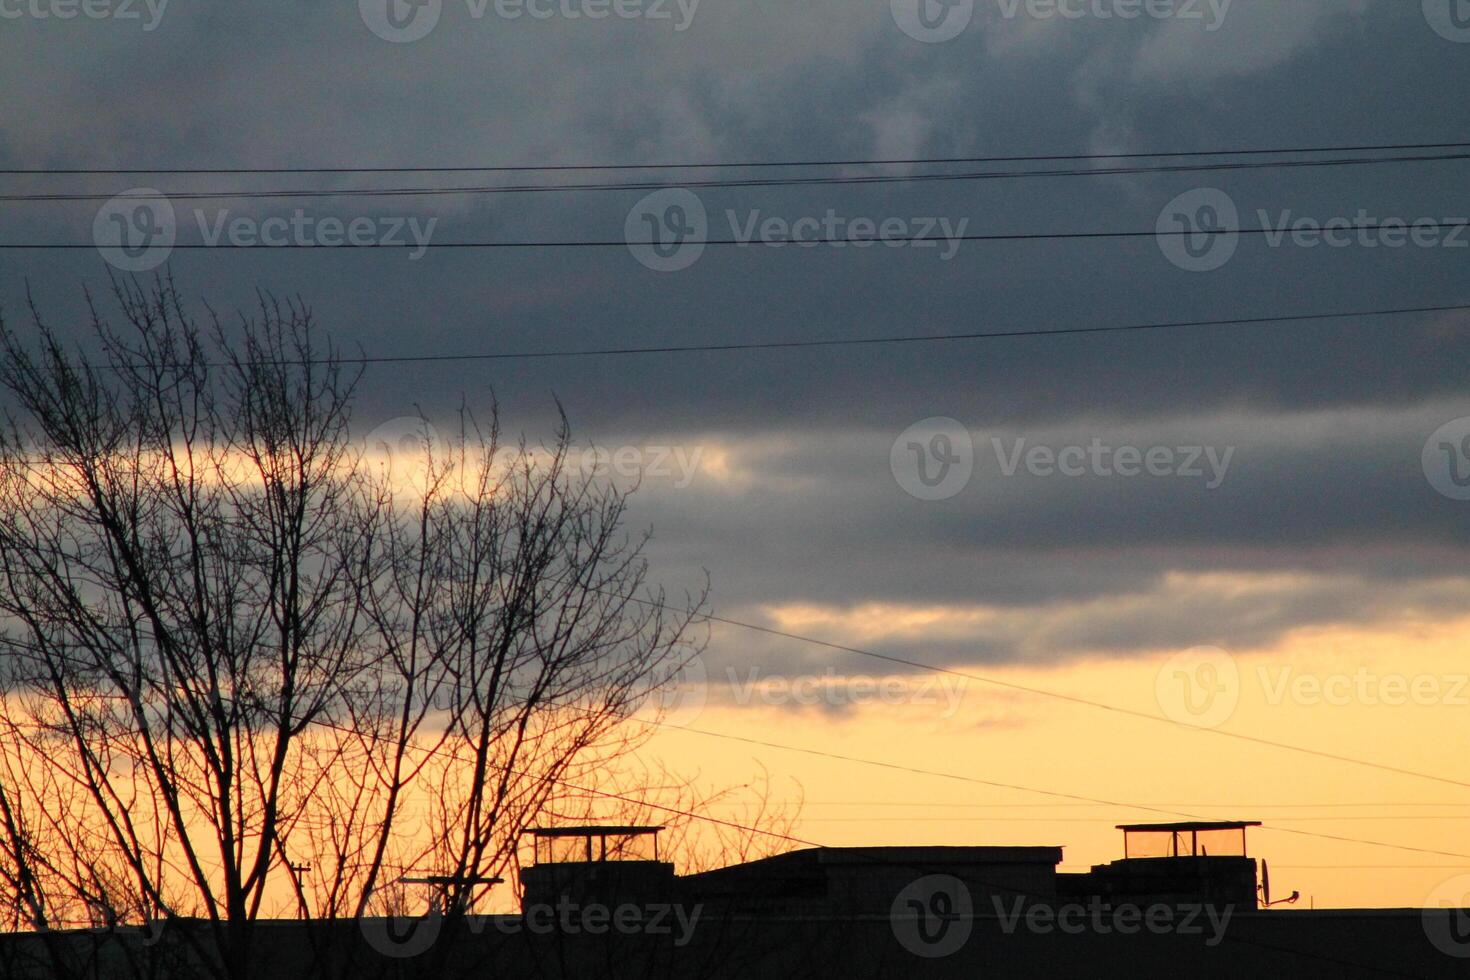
612, 400, 1470, 668
2, 0, 1468, 677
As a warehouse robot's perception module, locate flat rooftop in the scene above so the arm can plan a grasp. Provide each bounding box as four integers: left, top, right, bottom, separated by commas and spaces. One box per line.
1116, 821, 1261, 832
522, 825, 662, 838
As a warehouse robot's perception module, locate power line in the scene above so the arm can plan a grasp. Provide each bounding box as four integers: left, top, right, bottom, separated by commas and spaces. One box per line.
313, 302, 1470, 366
671, 604, 1470, 792
10, 219, 1468, 250
304, 707, 1470, 895
6, 295, 1470, 805
797, 816, 1470, 823
0, 673, 1451, 968
296, 719, 1442, 974
279, 712, 1079, 905
763, 801, 1470, 809
4, 510, 1468, 839
600, 582, 1470, 795
1238, 865, 1470, 870
654, 722, 1470, 862
6, 139, 1468, 175
3, 150, 1469, 202
6, 295, 1470, 799
0, 302, 1458, 381
130, 699, 1467, 867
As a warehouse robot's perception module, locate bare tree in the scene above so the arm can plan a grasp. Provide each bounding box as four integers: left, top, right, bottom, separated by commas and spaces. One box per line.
0, 277, 708, 980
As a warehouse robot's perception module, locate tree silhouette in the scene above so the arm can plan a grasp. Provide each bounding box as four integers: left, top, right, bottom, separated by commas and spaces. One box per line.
0, 277, 708, 980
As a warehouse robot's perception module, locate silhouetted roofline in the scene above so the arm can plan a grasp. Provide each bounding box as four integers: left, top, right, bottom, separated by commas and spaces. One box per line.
1116, 821, 1261, 832
682, 845, 1066, 881
522, 825, 663, 838
815, 846, 1064, 865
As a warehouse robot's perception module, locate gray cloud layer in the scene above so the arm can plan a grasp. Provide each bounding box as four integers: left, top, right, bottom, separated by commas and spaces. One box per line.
2, 0, 1467, 683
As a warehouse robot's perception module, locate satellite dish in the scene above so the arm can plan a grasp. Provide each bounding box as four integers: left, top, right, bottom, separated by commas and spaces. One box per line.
1259, 860, 1302, 908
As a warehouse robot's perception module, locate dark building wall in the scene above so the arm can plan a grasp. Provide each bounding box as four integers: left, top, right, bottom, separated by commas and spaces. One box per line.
1060, 856, 1261, 909
2, 910, 1465, 980
520, 860, 679, 909
677, 846, 1065, 915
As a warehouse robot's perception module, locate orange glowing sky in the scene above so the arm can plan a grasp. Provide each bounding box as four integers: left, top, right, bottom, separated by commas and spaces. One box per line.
633, 609, 1470, 911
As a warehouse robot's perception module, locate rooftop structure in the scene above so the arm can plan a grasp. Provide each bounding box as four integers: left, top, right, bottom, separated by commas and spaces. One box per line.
519, 825, 673, 907
522, 825, 664, 864
1116, 821, 1262, 859
1056, 820, 1264, 908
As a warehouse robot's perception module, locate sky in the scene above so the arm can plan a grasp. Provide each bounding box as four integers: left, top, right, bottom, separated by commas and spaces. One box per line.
1, 0, 1469, 912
